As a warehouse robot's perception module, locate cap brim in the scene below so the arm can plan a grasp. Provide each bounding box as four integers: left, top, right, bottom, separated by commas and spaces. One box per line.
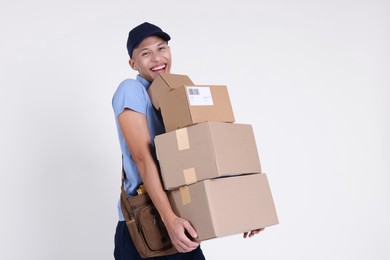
134, 31, 171, 49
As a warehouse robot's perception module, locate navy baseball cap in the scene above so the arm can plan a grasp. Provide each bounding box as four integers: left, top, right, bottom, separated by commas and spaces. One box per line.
127, 22, 171, 58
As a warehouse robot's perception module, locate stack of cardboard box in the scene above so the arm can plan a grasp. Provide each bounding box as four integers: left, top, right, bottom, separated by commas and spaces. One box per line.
148, 73, 279, 241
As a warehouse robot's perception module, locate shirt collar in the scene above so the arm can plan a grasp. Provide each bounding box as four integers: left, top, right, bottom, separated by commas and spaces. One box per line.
136, 75, 151, 90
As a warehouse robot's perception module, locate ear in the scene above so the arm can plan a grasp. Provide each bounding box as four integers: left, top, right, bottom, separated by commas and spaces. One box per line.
129, 59, 137, 70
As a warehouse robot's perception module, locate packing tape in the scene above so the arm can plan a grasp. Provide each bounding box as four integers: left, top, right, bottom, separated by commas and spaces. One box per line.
176, 128, 190, 151
179, 186, 191, 205
183, 168, 197, 185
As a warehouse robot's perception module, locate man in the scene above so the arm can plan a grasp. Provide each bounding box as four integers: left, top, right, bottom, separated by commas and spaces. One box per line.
112, 22, 263, 259
112, 22, 204, 260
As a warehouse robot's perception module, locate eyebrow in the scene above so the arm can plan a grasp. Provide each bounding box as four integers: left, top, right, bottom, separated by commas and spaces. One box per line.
139, 41, 167, 52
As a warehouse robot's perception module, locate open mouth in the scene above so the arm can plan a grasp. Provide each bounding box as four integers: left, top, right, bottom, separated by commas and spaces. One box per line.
151, 64, 166, 72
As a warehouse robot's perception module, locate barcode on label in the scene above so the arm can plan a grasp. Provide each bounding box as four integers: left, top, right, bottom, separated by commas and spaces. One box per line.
187, 88, 200, 95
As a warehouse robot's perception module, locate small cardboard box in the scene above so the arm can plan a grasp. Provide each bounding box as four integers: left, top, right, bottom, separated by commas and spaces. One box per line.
168, 173, 279, 241
159, 85, 235, 132
148, 73, 194, 110
155, 121, 261, 190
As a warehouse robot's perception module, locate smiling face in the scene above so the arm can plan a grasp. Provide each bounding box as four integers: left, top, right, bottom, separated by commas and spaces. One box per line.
129, 36, 172, 82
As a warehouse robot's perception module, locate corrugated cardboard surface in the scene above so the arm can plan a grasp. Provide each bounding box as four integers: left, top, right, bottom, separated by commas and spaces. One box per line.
168, 173, 279, 241
155, 121, 261, 190
159, 85, 235, 132
147, 73, 194, 109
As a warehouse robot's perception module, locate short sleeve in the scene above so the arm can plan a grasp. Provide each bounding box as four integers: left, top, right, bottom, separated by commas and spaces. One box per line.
112, 79, 148, 118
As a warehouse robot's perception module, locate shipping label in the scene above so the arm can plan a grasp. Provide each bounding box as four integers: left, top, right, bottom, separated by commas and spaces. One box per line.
186, 86, 214, 106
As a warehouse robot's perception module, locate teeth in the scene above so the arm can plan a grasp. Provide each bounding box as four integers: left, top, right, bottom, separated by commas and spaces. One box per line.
152, 65, 165, 71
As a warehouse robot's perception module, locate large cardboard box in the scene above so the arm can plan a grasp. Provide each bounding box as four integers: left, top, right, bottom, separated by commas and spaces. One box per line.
159, 85, 235, 132
155, 121, 261, 190
168, 173, 279, 241
148, 73, 194, 110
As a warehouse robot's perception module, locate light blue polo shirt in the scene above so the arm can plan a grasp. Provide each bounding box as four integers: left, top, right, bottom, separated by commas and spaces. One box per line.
112, 75, 165, 221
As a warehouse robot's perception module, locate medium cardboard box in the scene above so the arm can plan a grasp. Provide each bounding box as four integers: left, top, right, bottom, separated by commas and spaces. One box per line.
159, 85, 235, 132
155, 121, 261, 190
168, 173, 279, 241
148, 73, 194, 110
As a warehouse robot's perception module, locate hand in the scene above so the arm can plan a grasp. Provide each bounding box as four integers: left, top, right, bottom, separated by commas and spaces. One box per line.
165, 216, 200, 253
243, 227, 265, 238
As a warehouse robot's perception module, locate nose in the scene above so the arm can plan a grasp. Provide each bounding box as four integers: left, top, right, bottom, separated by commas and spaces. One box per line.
151, 51, 161, 62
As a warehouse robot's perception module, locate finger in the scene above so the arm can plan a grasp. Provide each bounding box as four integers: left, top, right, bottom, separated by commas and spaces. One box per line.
174, 244, 183, 253
249, 228, 265, 237
176, 239, 198, 253
179, 226, 199, 249
243, 232, 248, 238
183, 221, 198, 239
175, 238, 194, 253
175, 241, 188, 253
182, 237, 200, 250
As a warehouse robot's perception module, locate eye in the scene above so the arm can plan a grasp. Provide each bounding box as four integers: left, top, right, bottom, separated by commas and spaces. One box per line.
159, 45, 168, 52
141, 51, 150, 57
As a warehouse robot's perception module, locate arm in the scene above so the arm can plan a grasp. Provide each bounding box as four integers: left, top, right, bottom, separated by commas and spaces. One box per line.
118, 109, 199, 252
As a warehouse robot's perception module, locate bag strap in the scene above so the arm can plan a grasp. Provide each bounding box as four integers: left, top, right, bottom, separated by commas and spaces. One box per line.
120, 159, 133, 221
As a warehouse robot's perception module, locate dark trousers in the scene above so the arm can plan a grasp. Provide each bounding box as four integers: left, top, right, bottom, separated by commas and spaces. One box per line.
114, 221, 206, 260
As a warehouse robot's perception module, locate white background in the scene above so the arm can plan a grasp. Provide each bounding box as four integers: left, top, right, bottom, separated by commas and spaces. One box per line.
1, 0, 389, 259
